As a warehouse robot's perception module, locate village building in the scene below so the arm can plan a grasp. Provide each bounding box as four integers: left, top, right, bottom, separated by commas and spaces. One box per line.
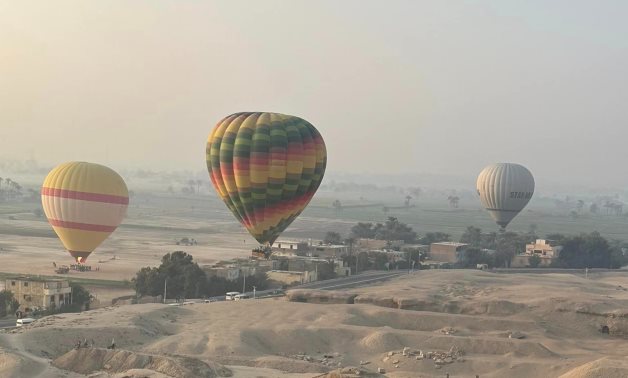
287, 257, 329, 273
271, 240, 310, 256
335, 260, 352, 277
308, 244, 349, 258
429, 242, 469, 263
525, 239, 562, 258
400, 244, 430, 254
267, 270, 318, 285
2, 276, 72, 311
356, 239, 404, 251
511, 239, 562, 268
203, 259, 275, 281
203, 265, 241, 281
367, 249, 407, 260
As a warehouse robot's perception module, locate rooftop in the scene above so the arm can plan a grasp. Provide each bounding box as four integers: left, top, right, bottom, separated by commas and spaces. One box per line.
7, 276, 67, 283
269, 270, 304, 275
314, 244, 347, 249
431, 242, 469, 247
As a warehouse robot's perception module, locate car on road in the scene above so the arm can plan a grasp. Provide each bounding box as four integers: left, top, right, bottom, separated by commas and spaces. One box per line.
16, 318, 35, 327
225, 292, 240, 301
234, 294, 250, 300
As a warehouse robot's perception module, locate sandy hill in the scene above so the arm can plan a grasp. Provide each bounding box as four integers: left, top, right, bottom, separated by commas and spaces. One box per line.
0, 270, 627, 377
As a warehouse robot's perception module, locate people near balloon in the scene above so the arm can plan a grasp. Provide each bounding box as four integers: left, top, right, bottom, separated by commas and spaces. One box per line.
476, 163, 534, 231
206, 112, 327, 248
41, 162, 129, 263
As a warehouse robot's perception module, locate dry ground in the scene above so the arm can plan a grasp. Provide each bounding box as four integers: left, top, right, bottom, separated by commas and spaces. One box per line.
0, 270, 627, 377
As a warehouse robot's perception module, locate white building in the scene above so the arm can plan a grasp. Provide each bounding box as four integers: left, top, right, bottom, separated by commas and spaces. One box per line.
271, 240, 309, 255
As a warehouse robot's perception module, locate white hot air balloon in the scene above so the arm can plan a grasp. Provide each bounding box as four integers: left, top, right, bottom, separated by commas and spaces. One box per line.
476, 163, 535, 230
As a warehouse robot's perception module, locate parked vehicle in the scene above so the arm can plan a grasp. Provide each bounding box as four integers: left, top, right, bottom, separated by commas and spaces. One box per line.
16, 318, 35, 327
225, 292, 240, 301
234, 294, 250, 300
55, 265, 70, 274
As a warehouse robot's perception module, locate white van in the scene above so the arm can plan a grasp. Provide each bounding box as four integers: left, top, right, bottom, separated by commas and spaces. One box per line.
16, 318, 35, 327
234, 294, 250, 301
225, 292, 240, 301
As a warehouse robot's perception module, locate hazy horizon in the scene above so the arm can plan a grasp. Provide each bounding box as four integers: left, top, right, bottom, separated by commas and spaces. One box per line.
2, 1, 627, 188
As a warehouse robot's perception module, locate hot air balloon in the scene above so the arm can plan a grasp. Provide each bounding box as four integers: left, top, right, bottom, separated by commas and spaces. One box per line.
476, 163, 534, 230
41, 162, 129, 263
206, 112, 326, 247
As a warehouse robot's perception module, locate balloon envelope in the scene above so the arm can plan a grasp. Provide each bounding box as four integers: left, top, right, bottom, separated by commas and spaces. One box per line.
41, 162, 129, 263
206, 112, 326, 244
476, 163, 534, 229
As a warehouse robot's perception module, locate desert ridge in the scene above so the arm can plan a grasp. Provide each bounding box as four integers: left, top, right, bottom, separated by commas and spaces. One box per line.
0, 270, 627, 377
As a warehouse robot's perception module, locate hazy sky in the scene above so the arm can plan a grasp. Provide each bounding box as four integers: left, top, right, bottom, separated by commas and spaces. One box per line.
1, 1, 627, 187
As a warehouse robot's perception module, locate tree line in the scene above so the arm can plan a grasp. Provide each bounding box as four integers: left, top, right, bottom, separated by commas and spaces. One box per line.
327, 219, 628, 270
133, 251, 271, 299
456, 226, 628, 269
0, 178, 39, 203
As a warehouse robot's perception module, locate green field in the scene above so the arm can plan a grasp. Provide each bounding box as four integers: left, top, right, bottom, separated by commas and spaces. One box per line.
2, 179, 627, 246
296, 192, 628, 242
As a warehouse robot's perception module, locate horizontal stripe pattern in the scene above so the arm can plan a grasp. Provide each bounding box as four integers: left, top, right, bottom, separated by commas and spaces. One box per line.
41, 187, 129, 205
48, 219, 117, 233
41, 161, 129, 261
41, 196, 127, 227
207, 112, 327, 244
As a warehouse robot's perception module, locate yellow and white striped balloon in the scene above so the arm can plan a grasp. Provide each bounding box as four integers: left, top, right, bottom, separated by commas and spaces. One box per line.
41, 162, 129, 263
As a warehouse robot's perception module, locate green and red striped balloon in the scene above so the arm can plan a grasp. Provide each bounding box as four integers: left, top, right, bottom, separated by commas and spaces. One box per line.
206, 112, 326, 245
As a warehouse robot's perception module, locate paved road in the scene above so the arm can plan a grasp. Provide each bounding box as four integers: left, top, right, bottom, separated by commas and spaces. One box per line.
0, 318, 17, 329
293, 270, 410, 290
491, 268, 628, 275
169, 271, 411, 305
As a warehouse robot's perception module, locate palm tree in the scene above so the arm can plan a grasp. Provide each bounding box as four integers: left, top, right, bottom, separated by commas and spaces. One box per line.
615, 203, 624, 216
576, 200, 585, 212
5, 178, 13, 200
603, 201, 614, 215
13, 183, 22, 198
187, 179, 196, 194
409, 187, 422, 198
447, 196, 459, 208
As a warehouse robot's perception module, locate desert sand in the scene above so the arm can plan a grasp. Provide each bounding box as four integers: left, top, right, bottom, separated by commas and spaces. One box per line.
0, 269, 626, 377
